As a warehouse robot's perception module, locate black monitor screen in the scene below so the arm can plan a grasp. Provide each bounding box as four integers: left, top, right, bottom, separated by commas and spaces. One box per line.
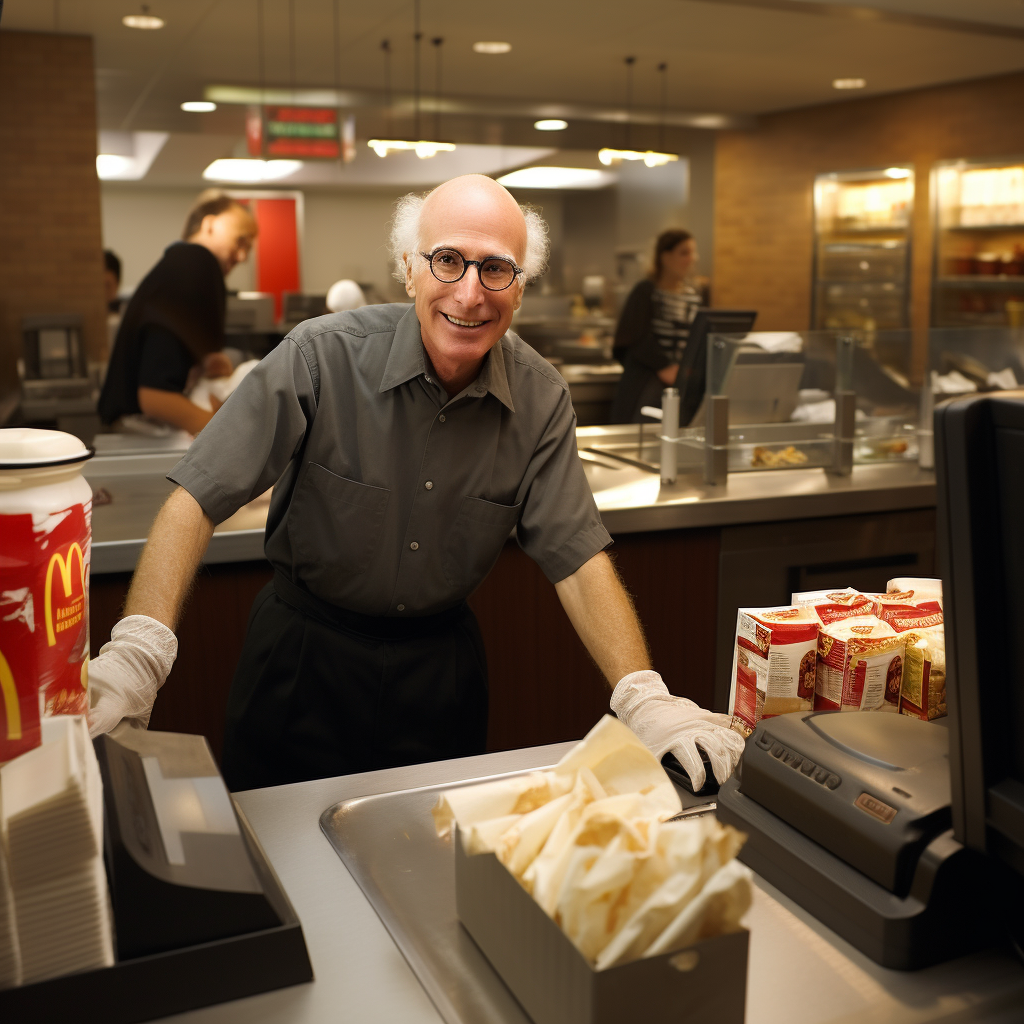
936, 390, 1024, 881
678, 309, 757, 425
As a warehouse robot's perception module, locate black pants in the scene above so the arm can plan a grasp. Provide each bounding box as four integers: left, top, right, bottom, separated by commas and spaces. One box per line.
221, 573, 489, 792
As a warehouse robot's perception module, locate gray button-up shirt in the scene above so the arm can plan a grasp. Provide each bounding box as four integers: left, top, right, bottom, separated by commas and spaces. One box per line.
168, 304, 611, 616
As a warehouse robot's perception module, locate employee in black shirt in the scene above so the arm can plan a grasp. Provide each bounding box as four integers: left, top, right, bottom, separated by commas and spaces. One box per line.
98, 190, 257, 434
609, 229, 702, 424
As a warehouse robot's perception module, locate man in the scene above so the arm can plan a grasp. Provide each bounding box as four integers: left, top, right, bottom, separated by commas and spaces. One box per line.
98, 190, 256, 434
87, 175, 742, 792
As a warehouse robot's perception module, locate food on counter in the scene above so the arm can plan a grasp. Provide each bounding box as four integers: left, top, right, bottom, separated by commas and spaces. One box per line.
814, 617, 905, 713
433, 716, 752, 970
728, 607, 820, 733
751, 445, 808, 468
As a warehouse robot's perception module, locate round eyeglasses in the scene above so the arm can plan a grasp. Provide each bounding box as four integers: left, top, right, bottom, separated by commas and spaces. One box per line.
420, 248, 523, 291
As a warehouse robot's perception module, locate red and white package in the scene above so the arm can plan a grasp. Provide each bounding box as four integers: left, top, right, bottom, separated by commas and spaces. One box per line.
814, 618, 906, 713
870, 588, 946, 721
791, 587, 875, 626
729, 606, 820, 733
887, 577, 943, 610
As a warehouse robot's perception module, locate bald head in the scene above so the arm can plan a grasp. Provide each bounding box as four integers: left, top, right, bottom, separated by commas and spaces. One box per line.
418, 175, 527, 265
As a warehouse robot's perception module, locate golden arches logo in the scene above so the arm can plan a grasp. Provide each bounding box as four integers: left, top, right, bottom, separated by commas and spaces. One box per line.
0, 647, 20, 741
45, 543, 86, 648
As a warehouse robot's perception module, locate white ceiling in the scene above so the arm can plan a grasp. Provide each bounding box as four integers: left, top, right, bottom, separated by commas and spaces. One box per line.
5, 0, 1024, 124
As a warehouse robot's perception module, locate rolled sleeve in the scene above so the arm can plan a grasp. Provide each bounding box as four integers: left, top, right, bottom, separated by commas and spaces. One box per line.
167, 337, 317, 524
516, 387, 612, 583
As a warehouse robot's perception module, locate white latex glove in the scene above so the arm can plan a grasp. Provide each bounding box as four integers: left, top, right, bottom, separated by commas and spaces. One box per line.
611, 670, 746, 791
87, 615, 177, 738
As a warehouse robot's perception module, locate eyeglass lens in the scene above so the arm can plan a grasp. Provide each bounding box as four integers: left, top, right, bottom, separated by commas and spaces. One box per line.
430, 249, 517, 291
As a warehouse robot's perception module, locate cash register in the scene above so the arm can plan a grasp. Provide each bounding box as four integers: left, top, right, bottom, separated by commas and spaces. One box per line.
717, 389, 1024, 969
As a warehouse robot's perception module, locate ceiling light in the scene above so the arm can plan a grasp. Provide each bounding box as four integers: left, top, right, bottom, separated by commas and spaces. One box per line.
833, 78, 866, 90
202, 158, 302, 182
884, 167, 911, 179
598, 148, 678, 168
122, 9, 164, 29
473, 41, 511, 54
181, 101, 216, 113
497, 167, 614, 190
96, 154, 135, 179
534, 119, 568, 131
367, 139, 456, 159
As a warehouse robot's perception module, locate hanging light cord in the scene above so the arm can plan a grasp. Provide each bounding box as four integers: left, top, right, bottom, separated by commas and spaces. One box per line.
432, 37, 444, 141
257, 0, 266, 105
333, 0, 341, 104
413, 0, 422, 141
288, 0, 297, 100
381, 39, 392, 135
624, 56, 636, 151
658, 62, 667, 152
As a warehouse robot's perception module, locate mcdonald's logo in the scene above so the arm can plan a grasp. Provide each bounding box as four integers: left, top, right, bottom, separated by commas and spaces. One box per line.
0, 647, 20, 742
44, 543, 86, 648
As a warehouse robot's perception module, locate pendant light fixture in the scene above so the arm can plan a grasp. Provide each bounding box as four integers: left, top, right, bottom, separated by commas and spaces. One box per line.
368, 0, 455, 159
599, 57, 678, 169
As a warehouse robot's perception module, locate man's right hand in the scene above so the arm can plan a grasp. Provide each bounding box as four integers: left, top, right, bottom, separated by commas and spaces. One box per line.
87, 615, 178, 738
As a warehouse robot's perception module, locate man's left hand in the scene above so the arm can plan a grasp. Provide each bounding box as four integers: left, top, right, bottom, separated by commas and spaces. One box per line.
611, 670, 745, 791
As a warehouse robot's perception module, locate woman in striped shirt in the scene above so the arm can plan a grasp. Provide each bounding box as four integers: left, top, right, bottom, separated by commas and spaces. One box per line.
610, 229, 702, 423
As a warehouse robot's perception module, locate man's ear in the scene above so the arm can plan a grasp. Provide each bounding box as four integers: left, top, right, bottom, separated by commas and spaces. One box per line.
512, 280, 525, 312
403, 255, 416, 298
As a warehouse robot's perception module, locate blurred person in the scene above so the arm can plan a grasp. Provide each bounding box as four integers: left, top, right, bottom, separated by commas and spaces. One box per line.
325, 278, 367, 313
98, 190, 257, 434
103, 250, 123, 314
610, 230, 702, 424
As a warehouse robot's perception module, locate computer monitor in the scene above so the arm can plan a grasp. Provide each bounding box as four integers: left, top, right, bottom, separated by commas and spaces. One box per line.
677, 309, 757, 425
935, 390, 1024, 889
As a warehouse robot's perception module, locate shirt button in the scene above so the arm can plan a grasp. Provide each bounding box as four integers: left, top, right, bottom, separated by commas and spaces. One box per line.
439, 414, 446, 423
409, 541, 420, 550
424, 481, 433, 490
397, 604, 405, 611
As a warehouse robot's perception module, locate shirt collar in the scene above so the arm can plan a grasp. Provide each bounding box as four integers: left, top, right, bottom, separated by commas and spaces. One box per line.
379, 306, 516, 412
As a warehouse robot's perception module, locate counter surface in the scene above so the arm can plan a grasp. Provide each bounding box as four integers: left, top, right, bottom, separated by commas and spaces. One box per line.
152, 744, 1024, 1024
85, 439, 935, 575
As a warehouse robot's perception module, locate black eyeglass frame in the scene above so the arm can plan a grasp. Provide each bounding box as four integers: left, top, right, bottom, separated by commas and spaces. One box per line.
419, 248, 524, 292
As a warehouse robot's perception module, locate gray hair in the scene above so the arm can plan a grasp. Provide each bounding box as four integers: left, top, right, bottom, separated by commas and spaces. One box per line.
388, 189, 549, 284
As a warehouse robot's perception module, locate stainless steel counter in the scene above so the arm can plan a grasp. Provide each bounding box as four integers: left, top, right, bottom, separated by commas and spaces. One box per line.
85, 435, 935, 576
148, 744, 1024, 1023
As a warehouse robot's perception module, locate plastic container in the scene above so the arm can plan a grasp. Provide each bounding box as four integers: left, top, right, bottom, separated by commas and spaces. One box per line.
0, 429, 93, 763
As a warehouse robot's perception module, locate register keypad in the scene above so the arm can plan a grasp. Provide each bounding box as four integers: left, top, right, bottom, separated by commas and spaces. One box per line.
757, 733, 841, 791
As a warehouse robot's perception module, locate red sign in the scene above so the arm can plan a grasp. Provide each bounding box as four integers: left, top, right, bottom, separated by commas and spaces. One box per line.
263, 105, 340, 159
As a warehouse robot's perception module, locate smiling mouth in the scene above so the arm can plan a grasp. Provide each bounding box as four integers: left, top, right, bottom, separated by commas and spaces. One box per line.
442, 312, 487, 328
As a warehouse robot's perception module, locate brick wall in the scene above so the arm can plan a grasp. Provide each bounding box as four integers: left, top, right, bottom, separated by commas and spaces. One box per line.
713, 70, 1024, 345
0, 30, 106, 394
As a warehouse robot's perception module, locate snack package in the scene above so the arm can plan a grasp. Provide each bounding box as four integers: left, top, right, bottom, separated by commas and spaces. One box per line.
791, 587, 874, 626
887, 577, 943, 609
871, 589, 946, 721
728, 607, 820, 733
814, 617, 906, 713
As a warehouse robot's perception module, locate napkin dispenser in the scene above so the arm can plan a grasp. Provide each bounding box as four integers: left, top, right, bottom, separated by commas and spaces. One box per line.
716, 710, 994, 969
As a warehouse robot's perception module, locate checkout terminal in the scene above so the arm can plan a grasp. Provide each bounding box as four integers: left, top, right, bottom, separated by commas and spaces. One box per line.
717, 390, 1024, 970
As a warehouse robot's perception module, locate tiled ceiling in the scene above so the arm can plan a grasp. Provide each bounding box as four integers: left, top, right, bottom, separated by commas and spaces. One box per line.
4, 0, 1024, 134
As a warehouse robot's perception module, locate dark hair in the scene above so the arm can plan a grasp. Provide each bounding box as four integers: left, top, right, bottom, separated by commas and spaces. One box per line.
650, 228, 693, 279
182, 189, 247, 241
103, 249, 122, 282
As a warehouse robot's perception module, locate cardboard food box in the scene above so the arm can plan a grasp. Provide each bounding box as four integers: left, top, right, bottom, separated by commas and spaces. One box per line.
454, 834, 749, 1024
729, 606, 820, 733
813, 618, 906, 713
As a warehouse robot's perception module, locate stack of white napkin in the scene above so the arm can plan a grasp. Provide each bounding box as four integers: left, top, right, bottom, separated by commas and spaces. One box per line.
434, 716, 752, 970
0, 716, 114, 987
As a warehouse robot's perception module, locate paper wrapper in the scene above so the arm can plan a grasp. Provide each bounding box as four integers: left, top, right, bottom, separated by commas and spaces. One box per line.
433, 715, 751, 970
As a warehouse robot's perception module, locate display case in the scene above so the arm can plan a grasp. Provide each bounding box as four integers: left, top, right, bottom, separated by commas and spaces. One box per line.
812, 168, 914, 331
932, 157, 1024, 327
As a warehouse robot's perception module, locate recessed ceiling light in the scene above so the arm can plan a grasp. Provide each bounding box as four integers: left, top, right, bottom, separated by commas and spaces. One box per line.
833, 78, 866, 90
534, 119, 568, 131
96, 154, 135, 179
181, 101, 216, 113
497, 167, 613, 190
122, 11, 164, 29
884, 167, 911, 179
473, 41, 511, 54
203, 158, 302, 183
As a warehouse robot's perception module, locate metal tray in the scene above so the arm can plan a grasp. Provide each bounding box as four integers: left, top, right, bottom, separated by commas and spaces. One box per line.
319, 772, 535, 1024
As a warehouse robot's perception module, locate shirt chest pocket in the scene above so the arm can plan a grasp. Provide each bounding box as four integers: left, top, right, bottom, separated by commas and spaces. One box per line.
290, 463, 390, 577
442, 495, 522, 592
